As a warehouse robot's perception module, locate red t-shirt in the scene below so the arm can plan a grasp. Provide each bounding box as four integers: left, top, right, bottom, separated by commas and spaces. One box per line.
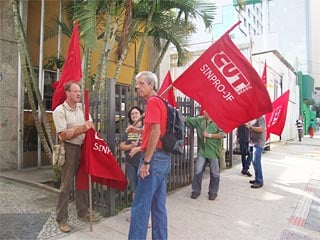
140, 97, 167, 151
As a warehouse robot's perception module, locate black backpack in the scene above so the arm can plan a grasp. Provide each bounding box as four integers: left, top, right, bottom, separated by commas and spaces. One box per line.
156, 96, 185, 155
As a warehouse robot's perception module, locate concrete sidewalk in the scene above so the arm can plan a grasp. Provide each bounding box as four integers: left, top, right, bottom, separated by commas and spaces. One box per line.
1, 133, 319, 240
50, 134, 320, 240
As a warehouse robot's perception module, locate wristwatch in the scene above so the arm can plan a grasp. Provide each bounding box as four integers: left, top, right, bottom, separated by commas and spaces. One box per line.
143, 160, 150, 165
208, 133, 212, 138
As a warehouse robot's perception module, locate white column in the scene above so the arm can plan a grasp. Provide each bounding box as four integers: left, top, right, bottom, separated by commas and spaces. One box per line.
17, 0, 28, 171
37, 0, 45, 168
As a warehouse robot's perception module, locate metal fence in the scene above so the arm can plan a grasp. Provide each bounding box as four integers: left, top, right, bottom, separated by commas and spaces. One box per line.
88, 79, 198, 217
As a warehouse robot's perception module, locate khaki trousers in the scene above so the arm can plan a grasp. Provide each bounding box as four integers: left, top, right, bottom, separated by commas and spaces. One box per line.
56, 142, 88, 224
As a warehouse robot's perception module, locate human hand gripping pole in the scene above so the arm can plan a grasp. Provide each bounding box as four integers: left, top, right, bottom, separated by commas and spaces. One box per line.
84, 90, 94, 231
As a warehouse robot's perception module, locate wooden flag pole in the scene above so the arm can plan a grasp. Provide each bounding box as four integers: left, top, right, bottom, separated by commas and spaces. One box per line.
83, 90, 92, 231
89, 174, 93, 231
203, 119, 207, 144
158, 83, 173, 98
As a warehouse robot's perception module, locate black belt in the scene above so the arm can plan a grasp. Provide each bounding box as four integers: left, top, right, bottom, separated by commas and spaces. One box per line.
155, 148, 168, 153
65, 142, 82, 148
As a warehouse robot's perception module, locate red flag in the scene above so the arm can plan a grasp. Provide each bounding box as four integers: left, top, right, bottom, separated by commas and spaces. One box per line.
261, 60, 267, 86
158, 71, 177, 107
265, 90, 290, 140
173, 22, 272, 133
76, 129, 128, 191
51, 21, 82, 110
77, 91, 128, 191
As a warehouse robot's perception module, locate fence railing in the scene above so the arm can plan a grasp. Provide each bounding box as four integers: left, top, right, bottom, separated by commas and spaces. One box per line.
87, 80, 198, 217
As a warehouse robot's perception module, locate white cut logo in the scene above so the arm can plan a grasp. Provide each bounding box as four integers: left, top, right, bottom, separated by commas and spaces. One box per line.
211, 51, 251, 95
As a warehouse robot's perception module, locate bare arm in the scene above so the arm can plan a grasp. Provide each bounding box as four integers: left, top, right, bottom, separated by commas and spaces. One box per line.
203, 131, 225, 139
139, 123, 161, 179
58, 121, 94, 140
246, 123, 264, 133
126, 125, 144, 134
119, 141, 138, 151
144, 123, 160, 162
249, 126, 264, 133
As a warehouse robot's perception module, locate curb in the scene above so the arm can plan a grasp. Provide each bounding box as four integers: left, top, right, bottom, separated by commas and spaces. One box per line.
0, 174, 59, 194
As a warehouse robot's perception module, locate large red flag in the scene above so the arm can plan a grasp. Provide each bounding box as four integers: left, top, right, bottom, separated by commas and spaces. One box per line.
76, 91, 128, 191
173, 22, 272, 133
158, 71, 177, 107
261, 60, 267, 86
76, 128, 128, 191
51, 21, 82, 110
265, 90, 290, 140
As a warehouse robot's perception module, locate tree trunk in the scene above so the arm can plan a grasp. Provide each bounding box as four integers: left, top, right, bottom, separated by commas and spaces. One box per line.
131, 0, 157, 86
12, 0, 52, 160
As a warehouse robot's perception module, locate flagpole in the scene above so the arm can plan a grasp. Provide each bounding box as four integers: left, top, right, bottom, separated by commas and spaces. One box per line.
225, 20, 241, 35
89, 174, 93, 231
158, 84, 174, 98
203, 119, 206, 144
84, 90, 93, 231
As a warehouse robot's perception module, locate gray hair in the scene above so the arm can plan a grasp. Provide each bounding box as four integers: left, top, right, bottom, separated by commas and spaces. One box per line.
135, 71, 158, 91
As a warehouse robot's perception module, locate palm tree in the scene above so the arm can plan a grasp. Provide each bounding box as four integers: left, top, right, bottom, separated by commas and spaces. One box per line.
130, 0, 216, 83
46, 0, 216, 87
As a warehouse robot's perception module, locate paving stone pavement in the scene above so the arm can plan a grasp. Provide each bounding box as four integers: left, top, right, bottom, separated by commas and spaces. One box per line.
0, 178, 87, 240
0, 132, 319, 240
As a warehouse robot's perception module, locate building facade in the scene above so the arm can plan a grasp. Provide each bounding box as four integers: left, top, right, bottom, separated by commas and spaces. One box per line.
160, 0, 314, 142
0, 0, 155, 170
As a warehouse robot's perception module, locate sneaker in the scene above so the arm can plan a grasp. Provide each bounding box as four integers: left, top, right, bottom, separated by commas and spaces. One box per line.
208, 194, 217, 201
191, 192, 200, 199
249, 180, 256, 184
59, 223, 72, 233
78, 213, 100, 222
251, 183, 263, 189
241, 171, 252, 177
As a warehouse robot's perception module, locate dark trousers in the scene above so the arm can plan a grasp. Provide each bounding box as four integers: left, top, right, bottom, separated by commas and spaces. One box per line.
297, 129, 303, 141
240, 142, 252, 172
56, 142, 88, 224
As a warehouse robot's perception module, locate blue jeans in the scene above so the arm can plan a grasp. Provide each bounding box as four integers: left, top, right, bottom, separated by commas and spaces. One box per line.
128, 151, 171, 240
240, 143, 251, 172
126, 162, 138, 192
252, 145, 263, 184
192, 156, 220, 196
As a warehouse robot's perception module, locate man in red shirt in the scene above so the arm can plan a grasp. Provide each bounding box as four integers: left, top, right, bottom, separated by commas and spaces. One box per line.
128, 71, 171, 240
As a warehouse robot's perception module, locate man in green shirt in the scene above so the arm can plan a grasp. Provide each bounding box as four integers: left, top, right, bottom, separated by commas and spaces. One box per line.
186, 111, 225, 200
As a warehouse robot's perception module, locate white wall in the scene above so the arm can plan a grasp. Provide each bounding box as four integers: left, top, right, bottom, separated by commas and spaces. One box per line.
252, 51, 299, 141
